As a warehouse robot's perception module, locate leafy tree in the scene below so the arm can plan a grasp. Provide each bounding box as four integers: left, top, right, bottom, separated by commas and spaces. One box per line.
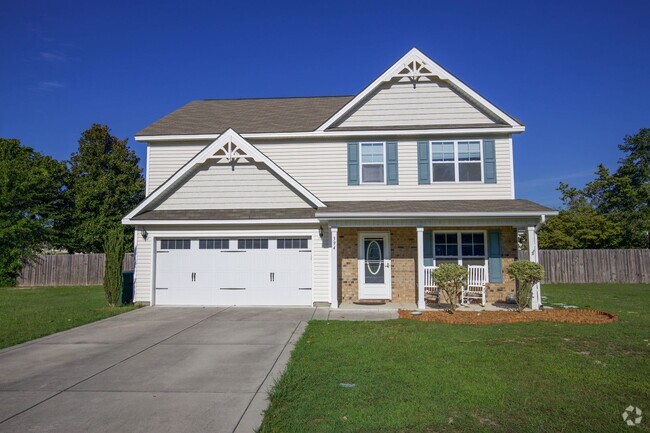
62, 124, 144, 252
507, 261, 544, 312
431, 264, 467, 313
0, 139, 67, 286
539, 128, 649, 249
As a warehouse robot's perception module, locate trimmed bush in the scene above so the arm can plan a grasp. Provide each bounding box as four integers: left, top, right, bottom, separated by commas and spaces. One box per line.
103, 227, 126, 307
432, 264, 467, 313
507, 261, 545, 312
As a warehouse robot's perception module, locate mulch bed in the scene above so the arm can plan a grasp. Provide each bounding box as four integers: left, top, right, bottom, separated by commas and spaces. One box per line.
398, 309, 618, 325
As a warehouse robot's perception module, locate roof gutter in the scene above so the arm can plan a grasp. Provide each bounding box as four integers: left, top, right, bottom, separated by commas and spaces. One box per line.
135, 126, 526, 143
315, 210, 559, 220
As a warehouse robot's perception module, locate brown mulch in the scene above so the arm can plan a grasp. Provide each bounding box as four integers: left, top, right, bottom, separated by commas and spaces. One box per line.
398, 308, 618, 325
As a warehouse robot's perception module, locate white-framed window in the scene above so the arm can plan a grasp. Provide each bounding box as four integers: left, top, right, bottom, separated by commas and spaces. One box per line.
237, 239, 269, 249
433, 231, 487, 267
277, 238, 309, 249
199, 239, 229, 249
160, 239, 191, 250
430, 140, 483, 183
360, 142, 386, 184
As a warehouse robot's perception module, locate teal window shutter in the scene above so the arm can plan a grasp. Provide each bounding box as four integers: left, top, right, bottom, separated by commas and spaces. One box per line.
386, 141, 398, 185
347, 142, 359, 185
417, 141, 430, 184
488, 230, 503, 283
423, 230, 434, 266
483, 139, 497, 184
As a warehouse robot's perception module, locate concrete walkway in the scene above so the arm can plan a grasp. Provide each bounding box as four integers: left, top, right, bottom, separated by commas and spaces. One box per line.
0, 306, 320, 433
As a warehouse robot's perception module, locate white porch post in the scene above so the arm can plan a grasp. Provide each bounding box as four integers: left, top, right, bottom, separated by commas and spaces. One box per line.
527, 226, 541, 310
330, 226, 339, 309
417, 227, 425, 309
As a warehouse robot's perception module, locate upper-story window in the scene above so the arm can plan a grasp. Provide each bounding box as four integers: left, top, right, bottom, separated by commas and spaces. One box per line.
431, 140, 482, 183
360, 142, 385, 184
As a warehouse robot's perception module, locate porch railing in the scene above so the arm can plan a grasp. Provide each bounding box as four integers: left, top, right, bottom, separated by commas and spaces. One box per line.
423, 266, 438, 298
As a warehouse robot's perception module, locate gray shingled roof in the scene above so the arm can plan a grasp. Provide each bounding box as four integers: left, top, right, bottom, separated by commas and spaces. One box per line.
136, 96, 354, 136
317, 199, 554, 214
132, 200, 554, 221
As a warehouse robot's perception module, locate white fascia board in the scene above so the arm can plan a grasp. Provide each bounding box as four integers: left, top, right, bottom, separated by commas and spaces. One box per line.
135, 126, 525, 143
123, 128, 324, 221
316, 211, 559, 220
315, 48, 522, 131
122, 218, 320, 226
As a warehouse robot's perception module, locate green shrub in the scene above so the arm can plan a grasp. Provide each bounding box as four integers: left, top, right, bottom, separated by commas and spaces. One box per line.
507, 261, 545, 312
432, 264, 467, 313
103, 227, 126, 306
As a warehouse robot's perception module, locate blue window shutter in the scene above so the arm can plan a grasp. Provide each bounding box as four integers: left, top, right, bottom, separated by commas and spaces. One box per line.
488, 230, 503, 283
423, 230, 434, 266
386, 141, 399, 185
417, 141, 430, 184
483, 139, 497, 184
347, 142, 359, 185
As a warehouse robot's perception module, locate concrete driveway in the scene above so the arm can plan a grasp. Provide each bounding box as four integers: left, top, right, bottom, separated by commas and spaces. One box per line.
0, 306, 316, 433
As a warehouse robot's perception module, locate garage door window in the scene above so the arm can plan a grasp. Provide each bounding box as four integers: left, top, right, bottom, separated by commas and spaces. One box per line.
160, 239, 191, 250
277, 238, 308, 249
199, 239, 229, 249
238, 239, 269, 249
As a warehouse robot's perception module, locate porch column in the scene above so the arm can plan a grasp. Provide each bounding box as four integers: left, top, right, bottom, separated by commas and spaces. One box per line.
527, 226, 541, 310
330, 226, 339, 309
417, 227, 425, 309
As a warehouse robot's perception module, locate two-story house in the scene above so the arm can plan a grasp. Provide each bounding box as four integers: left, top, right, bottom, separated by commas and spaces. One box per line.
122, 48, 556, 310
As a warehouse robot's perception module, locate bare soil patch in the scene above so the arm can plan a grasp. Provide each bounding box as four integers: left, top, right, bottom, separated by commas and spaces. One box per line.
398, 308, 617, 325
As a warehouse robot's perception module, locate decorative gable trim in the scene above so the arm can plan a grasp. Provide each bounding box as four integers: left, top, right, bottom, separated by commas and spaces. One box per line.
316, 48, 523, 131
123, 129, 325, 222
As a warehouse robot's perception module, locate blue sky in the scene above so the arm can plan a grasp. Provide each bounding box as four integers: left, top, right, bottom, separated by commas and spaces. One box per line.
1, 0, 648, 208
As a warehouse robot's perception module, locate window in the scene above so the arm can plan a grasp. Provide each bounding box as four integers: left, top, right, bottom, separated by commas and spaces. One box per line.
433, 232, 486, 266
199, 239, 229, 250
360, 142, 385, 183
160, 239, 191, 250
237, 238, 268, 249
431, 140, 482, 182
277, 238, 308, 249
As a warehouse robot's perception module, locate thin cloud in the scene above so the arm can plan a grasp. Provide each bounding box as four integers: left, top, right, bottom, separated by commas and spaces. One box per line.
37, 81, 65, 90
39, 51, 66, 62
517, 170, 594, 188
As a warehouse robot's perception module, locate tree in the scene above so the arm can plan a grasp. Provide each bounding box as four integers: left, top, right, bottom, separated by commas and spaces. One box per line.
62, 124, 145, 252
507, 261, 544, 312
103, 227, 126, 306
0, 139, 67, 286
538, 128, 649, 249
431, 264, 467, 313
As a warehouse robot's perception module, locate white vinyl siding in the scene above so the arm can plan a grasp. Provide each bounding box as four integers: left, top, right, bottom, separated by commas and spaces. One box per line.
152, 162, 311, 210
132, 227, 329, 305
255, 137, 513, 201
335, 78, 498, 129
147, 143, 209, 194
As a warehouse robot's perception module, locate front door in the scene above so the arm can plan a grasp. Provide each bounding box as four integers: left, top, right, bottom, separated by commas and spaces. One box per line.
358, 232, 391, 299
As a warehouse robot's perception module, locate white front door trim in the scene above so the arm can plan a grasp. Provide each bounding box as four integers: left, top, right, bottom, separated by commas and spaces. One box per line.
357, 231, 392, 300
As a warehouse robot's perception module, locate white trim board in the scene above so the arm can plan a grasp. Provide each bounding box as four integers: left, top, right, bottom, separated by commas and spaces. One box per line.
135, 126, 524, 143
123, 129, 325, 223
316, 48, 523, 131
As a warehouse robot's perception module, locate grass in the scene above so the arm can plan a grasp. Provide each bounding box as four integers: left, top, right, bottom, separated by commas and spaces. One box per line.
0, 285, 139, 349
260, 284, 650, 433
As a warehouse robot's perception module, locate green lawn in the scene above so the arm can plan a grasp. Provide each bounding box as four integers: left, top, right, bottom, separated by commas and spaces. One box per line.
261, 284, 650, 433
0, 285, 138, 349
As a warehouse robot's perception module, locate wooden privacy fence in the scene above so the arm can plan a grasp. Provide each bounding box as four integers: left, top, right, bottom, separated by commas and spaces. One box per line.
17, 253, 135, 287
518, 249, 650, 284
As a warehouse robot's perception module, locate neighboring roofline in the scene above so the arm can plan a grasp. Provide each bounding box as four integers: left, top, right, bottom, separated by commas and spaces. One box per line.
315, 47, 524, 131
316, 210, 559, 219
136, 125, 525, 143
122, 218, 321, 226
122, 129, 326, 222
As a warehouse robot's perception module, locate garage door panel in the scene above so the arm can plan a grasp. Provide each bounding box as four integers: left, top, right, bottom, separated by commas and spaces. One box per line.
154, 237, 312, 306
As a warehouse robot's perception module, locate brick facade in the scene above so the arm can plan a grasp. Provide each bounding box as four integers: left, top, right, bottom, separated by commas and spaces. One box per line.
337, 226, 518, 305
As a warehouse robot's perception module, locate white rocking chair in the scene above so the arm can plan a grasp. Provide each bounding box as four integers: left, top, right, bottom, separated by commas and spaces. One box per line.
462, 265, 487, 306
423, 266, 440, 303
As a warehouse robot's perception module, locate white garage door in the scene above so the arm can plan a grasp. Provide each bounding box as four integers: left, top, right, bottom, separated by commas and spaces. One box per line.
154, 237, 312, 306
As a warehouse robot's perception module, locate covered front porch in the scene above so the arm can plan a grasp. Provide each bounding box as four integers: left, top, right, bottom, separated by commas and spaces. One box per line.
317, 201, 553, 311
